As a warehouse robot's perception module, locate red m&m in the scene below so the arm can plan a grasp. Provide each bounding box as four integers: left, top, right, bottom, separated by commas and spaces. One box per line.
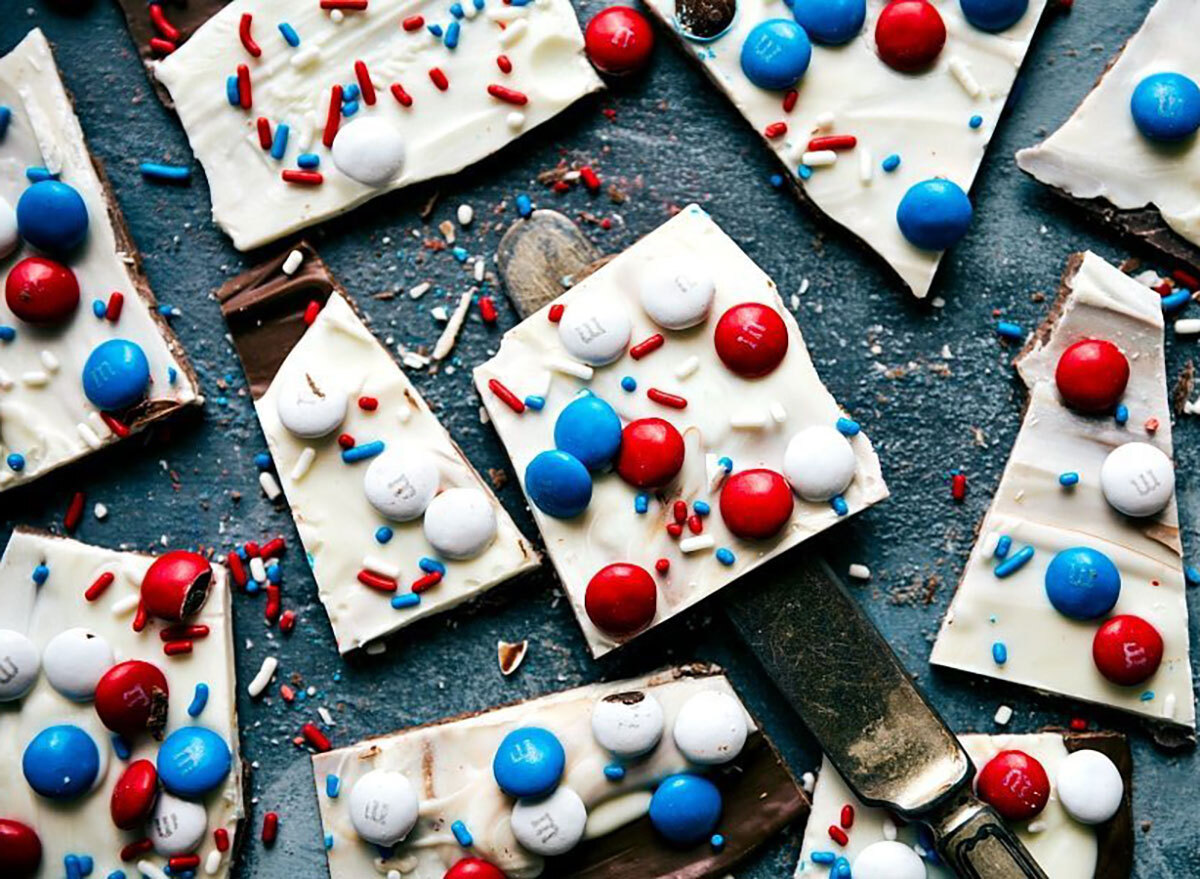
616, 418, 685, 487
0, 818, 42, 878
975, 749, 1050, 821
1093, 614, 1163, 686
874, 0, 946, 72
95, 659, 170, 738
5, 256, 80, 325
719, 469, 794, 539
714, 303, 789, 378
584, 6, 655, 76
1055, 339, 1129, 412
111, 759, 160, 830
585, 563, 657, 635
141, 551, 214, 622
445, 857, 508, 879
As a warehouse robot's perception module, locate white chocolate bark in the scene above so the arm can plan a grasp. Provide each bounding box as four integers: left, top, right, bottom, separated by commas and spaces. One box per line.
153, 0, 603, 251
474, 205, 888, 657
931, 252, 1195, 730
1016, 0, 1200, 248
640, 0, 1047, 298
0, 30, 198, 490
794, 734, 1100, 879
313, 667, 759, 879
255, 290, 538, 654
0, 529, 242, 879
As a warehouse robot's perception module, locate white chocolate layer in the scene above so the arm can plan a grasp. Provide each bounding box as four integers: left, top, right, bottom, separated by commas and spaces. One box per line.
0, 30, 198, 490
154, 0, 603, 250
0, 529, 242, 879
475, 205, 888, 656
931, 252, 1195, 730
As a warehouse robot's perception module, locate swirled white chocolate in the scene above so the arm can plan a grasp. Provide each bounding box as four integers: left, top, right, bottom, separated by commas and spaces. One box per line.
0, 528, 242, 879
931, 252, 1195, 731
0, 30, 198, 491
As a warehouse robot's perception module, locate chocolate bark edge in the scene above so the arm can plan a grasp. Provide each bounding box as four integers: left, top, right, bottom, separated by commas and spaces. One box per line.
114, 0, 222, 108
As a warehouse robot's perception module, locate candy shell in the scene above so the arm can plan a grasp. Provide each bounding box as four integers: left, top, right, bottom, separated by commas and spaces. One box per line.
1131, 72, 1200, 142
673, 690, 747, 764
591, 691, 665, 757
348, 769, 419, 846
157, 726, 232, 797
141, 550, 213, 622
1054, 749, 1124, 825
0, 195, 18, 259
95, 659, 170, 739
615, 417, 685, 488
275, 369, 348, 438
111, 759, 160, 830
510, 786, 588, 855
1092, 614, 1163, 686
1054, 339, 1129, 413
719, 468, 794, 539
975, 749, 1049, 822
0, 628, 40, 701
42, 627, 113, 701
1099, 442, 1174, 518
16, 180, 88, 253
585, 563, 657, 636
5, 256, 80, 325
147, 792, 208, 856
554, 393, 623, 470
525, 450, 593, 519
713, 302, 789, 378
958, 0, 1027, 31
638, 260, 716, 330
0, 818, 42, 878
493, 727, 566, 799
783, 425, 856, 501
82, 339, 150, 411
874, 0, 945, 72
896, 179, 972, 251
445, 858, 507, 879
557, 297, 632, 366
422, 488, 498, 560
331, 116, 407, 186
363, 449, 440, 522
792, 0, 866, 44
584, 6, 656, 75
22, 723, 101, 799
648, 773, 722, 846
1044, 547, 1121, 621
851, 840, 927, 879
739, 19, 812, 90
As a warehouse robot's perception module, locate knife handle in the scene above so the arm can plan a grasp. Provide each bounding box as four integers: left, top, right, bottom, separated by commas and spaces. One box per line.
929, 792, 1049, 879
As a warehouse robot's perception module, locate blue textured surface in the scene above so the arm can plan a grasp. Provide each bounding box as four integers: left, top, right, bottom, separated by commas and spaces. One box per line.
2, 0, 1198, 876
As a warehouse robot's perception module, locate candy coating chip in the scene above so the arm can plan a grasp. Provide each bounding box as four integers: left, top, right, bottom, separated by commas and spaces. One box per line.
475, 205, 887, 656
0, 528, 242, 879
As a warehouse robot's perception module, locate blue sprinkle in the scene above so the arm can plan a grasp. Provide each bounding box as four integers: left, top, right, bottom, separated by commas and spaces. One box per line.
0, 106, 9, 139
237, 547, 249, 560
509, 0, 531, 6
1115, 404, 1129, 425
342, 99, 360, 117
473, 0, 485, 8
969, 114, 983, 129
92, 299, 107, 318
1140, 690, 1155, 702
1059, 471, 1079, 487
1162, 288, 1191, 312
270, 123, 290, 160
226, 75, 240, 106
392, 593, 420, 609
604, 763, 625, 781
810, 852, 836, 865
66, 854, 82, 879
111, 734, 132, 760
524, 395, 545, 410
451, 820, 473, 846
7, 453, 25, 472
0, 325, 15, 341
279, 22, 301, 46
769, 173, 784, 189
108, 872, 127, 879
187, 682, 210, 717
168, 367, 178, 385
994, 545, 1034, 578
298, 152, 321, 169
246, 580, 261, 594
992, 642, 1008, 665
715, 547, 735, 566
634, 493, 649, 514
835, 417, 860, 436
452, 246, 469, 262
797, 165, 813, 180
420, 557, 446, 574
376, 526, 394, 544
996, 321, 1023, 340
32, 564, 48, 584
428, 23, 444, 36
326, 774, 341, 798
621, 376, 637, 392
831, 495, 848, 516
444, 22, 460, 47
994, 535, 1012, 560
158, 304, 175, 316
342, 440, 385, 463
78, 856, 94, 877
710, 834, 725, 851
324, 833, 334, 850
343, 83, 361, 101
718, 456, 733, 472
254, 452, 273, 470
450, 2, 465, 17
882, 154, 901, 172
267, 564, 283, 584
516, 193, 533, 218
693, 500, 710, 516
833, 857, 851, 879
25, 166, 55, 181
1186, 565, 1200, 587
139, 162, 191, 183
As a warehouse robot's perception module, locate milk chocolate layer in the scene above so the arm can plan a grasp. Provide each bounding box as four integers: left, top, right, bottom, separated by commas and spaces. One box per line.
116, 0, 224, 106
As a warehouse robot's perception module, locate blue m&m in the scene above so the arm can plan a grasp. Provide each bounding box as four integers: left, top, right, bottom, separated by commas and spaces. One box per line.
157, 726, 232, 797
553, 393, 622, 470
16, 180, 89, 253
1045, 547, 1121, 620
648, 773, 723, 846
740, 20, 812, 90
493, 727, 565, 798
22, 724, 100, 799
896, 179, 973, 251
1130, 72, 1200, 142
959, 0, 1027, 32
524, 450, 593, 519
82, 339, 150, 410
791, 0, 865, 45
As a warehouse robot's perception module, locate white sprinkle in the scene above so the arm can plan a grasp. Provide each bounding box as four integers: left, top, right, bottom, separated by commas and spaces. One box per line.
1027, 820, 1047, 834
0, 368, 13, 390
89, 411, 112, 439
506, 111, 526, 131
250, 557, 267, 583
290, 45, 321, 69
362, 555, 402, 579
330, 8, 344, 21
674, 355, 700, 379
769, 401, 788, 423
110, 593, 140, 617
730, 411, 768, 429
1174, 318, 1200, 335
499, 18, 527, 45
78, 422, 103, 449
1164, 692, 1177, 719
259, 471, 282, 501
290, 447, 317, 481
397, 402, 413, 423
439, 220, 456, 245
474, 258, 486, 282
802, 150, 837, 167
433, 290, 473, 360
408, 282, 432, 300
948, 56, 982, 98
94, 503, 108, 520
248, 655, 278, 698
707, 454, 730, 491
848, 563, 871, 580
881, 817, 898, 841
858, 147, 873, 184
457, 204, 474, 226
365, 640, 387, 655
431, 305, 449, 322
546, 356, 594, 380
401, 349, 431, 370
994, 704, 1013, 726
813, 111, 835, 130
205, 849, 223, 876
678, 535, 715, 553
282, 249, 304, 275
22, 370, 49, 387
318, 705, 336, 725
138, 860, 171, 879
800, 771, 816, 793
799, 278, 810, 295
40, 350, 60, 372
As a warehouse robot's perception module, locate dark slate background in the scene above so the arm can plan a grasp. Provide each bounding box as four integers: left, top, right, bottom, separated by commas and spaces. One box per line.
2, 0, 1197, 875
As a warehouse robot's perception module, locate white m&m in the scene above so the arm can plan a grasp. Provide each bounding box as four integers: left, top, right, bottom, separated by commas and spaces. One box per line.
1054, 749, 1124, 825
638, 261, 716, 330
423, 488, 498, 560
364, 450, 440, 522
42, 627, 113, 701
276, 369, 348, 438
852, 840, 927, 879
557, 299, 632, 366
591, 691, 664, 757
672, 690, 747, 765
510, 785, 588, 856
348, 769, 420, 846
331, 117, 407, 187
783, 425, 857, 502
147, 792, 209, 856
1100, 442, 1174, 518
0, 628, 39, 701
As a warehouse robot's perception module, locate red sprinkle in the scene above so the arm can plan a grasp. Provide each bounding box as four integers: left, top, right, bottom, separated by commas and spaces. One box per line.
402, 14, 425, 30
552, 180, 570, 194
64, 490, 85, 533
239, 13, 262, 57
244, 541, 261, 558
666, 522, 684, 538
629, 333, 664, 360
808, 135, 857, 151
480, 296, 498, 324
323, 84, 343, 148
148, 4, 181, 41
264, 584, 281, 623
391, 83, 414, 107
429, 68, 449, 90
280, 684, 296, 702
580, 166, 601, 192
320, 0, 367, 8
829, 825, 849, 846
951, 472, 967, 502
106, 291, 124, 322
337, 433, 356, 450
121, 839, 154, 862
412, 571, 443, 593
279, 609, 297, 633
354, 59, 377, 105
101, 413, 131, 438
163, 640, 193, 656
161, 624, 209, 641
1145, 417, 1160, 433
687, 514, 703, 534
358, 396, 379, 411
840, 804, 855, 829
85, 572, 115, 602
357, 569, 398, 593
282, 170, 323, 185
237, 64, 252, 110
1173, 268, 1199, 288
301, 722, 332, 752
1069, 717, 1088, 731
261, 536, 287, 558
548, 303, 565, 322
487, 84, 528, 105
497, 54, 513, 73
783, 89, 798, 112
303, 300, 321, 325
654, 558, 670, 574
169, 856, 200, 872
672, 500, 687, 523
647, 388, 687, 409
256, 117, 272, 149
764, 121, 788, 139
488, 378, 525, 413
148, 37, 177, 55
132, 600, 148, 633
227, 551, 248, 587
261, 811, 280, 845
215, 828, 230, 852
